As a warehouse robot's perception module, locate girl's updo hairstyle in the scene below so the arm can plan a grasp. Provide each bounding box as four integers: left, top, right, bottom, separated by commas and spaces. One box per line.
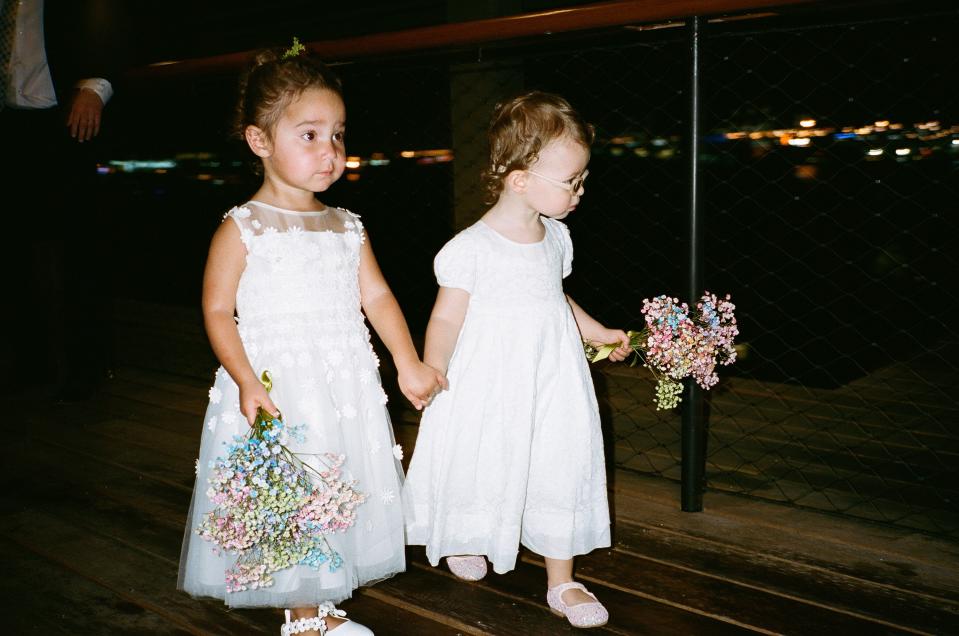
233, 45, 343, 140
482, 91, 594, 204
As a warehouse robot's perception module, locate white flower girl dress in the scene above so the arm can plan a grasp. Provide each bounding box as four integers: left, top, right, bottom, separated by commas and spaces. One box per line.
178, 201, 405, 610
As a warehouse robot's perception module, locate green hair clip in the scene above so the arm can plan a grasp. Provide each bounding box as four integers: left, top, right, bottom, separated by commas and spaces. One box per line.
282, 36, 306, 59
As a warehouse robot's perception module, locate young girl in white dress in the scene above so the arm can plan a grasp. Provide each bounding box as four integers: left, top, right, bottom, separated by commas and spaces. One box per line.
403, 91, 631, 629
177, 45, 445, 635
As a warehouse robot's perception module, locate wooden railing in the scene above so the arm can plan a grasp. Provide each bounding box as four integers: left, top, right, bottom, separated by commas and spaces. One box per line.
126, 0, 817, 79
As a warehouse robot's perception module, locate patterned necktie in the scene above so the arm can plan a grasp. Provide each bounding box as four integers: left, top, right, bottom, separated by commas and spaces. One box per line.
0, 0, 21, 110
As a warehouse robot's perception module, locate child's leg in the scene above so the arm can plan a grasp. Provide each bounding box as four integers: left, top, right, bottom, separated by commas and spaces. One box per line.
543, 557, 597, 606
544, 556, 610, 628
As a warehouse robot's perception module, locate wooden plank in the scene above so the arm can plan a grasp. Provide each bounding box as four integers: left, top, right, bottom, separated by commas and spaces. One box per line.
7, 428, 466, 635
107, 369, 423, 456
16, 414, 725, 636
110, 364, 211, 397
111, 364, 959, 498
46, 392, 202, 437
33, 362, 959, 560
371, 560, 626, 636
699, 440, 959, 505
3, 540, 195, 636
712, 410, 959, 453
100, 369, 419, 444
710, 395, 955, 437
2, 510, 274, 635
601, 367, 958, 437
614, 443, 682, 478
708, 402, 959, 450
702, 471, 959, 537
603, 388, 958, 443
15, 429, 601, 635
539, 541, 922, 634
338, 592, 467, 635
13, 360, 959, 635
610, 521, 959, 635
6, 504, 456, 635
709, 420, 959, 467
612, 431, 956, 525
34, 409, 419, 496
15, 430, 952, 633
113, 325, 958, 433
612, 471, 959, 600
405, 550, 756, 635
612, 412, 959, 477
37, 362, 959, 588
609, 413, 958, 530
100, 376, 210, 414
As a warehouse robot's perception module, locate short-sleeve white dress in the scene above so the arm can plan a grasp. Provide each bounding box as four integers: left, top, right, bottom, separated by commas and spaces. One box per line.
403, 217, 611, 574
178, 201, 405, 608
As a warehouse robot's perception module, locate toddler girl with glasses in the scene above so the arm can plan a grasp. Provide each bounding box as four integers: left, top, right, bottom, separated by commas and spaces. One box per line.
403, 90, 631, 629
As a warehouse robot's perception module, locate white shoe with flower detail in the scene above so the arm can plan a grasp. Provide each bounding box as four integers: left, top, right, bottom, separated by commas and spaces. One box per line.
280, 602, 374, 635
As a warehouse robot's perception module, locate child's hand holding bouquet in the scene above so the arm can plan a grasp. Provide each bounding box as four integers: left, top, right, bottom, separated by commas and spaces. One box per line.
197, 371, 368, 593
585, 328, 633, 363
585, 292, 739, 410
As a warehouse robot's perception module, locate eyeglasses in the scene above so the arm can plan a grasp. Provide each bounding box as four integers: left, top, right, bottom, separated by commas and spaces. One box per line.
527, 169, 589, 193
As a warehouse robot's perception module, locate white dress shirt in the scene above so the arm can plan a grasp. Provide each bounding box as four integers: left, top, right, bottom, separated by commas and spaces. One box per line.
4, 0, 113, 109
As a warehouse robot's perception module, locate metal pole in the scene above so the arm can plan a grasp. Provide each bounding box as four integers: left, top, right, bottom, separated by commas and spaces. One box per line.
681, 15, 706, 512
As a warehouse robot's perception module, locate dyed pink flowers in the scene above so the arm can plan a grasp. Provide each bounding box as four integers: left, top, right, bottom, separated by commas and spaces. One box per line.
197, 409, 367, 592
586, 292, 738, 409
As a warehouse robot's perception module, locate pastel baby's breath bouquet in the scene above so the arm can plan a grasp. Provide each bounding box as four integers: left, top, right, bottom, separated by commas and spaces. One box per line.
586, 292, 739, 410
197, 373, 367, 592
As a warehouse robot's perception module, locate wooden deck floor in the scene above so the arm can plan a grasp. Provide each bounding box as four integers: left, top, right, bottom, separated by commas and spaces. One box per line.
3, 364, 958, 634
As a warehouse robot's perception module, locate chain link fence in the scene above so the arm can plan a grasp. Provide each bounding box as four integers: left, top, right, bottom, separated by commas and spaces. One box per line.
696, 7, 959, 536
110, 1, 958, 537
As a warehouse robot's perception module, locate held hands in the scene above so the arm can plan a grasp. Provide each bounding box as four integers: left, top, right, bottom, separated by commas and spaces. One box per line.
239, 378, 280, 426
397, 359, 449, 411
588, 328, 632, 363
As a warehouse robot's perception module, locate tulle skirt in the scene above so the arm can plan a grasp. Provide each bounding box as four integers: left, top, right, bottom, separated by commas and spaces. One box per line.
178, 343, 405, 608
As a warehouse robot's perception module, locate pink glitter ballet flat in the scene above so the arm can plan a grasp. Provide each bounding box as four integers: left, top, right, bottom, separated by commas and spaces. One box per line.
446, 555, 488, 580
547, 581, 609, 629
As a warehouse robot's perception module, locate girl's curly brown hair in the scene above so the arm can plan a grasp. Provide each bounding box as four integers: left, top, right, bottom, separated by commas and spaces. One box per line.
482, 91, 594, 205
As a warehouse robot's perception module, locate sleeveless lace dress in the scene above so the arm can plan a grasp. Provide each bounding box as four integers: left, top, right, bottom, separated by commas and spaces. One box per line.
178, 201, 405, 608
403, 218, 611, 574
